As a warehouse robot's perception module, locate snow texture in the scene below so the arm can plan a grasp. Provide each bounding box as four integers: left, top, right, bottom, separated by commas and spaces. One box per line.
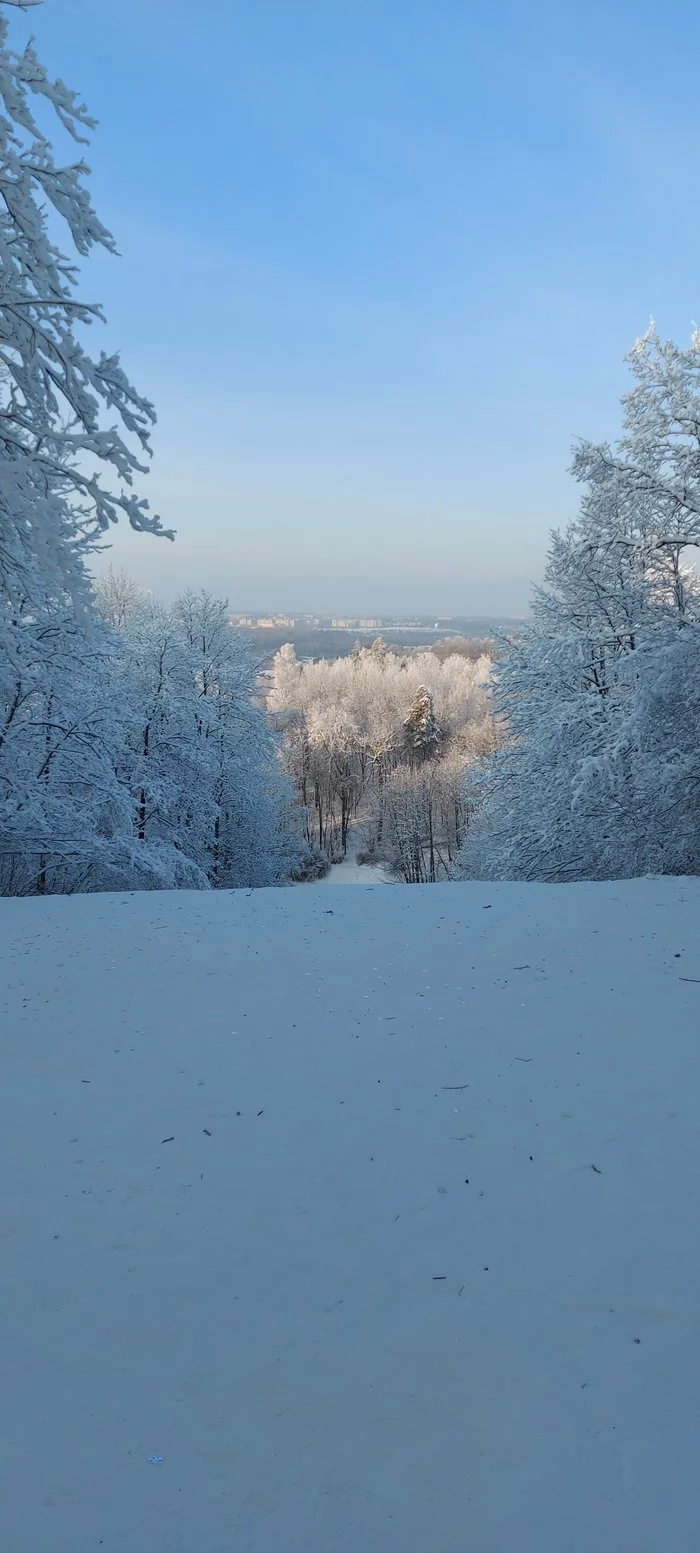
316, 829, 391, 885
317, 854, 390, 884
2, 879, 700, 1551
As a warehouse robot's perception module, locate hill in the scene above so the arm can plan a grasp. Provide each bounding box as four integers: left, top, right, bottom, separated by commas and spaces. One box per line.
2, 879, 700, 1551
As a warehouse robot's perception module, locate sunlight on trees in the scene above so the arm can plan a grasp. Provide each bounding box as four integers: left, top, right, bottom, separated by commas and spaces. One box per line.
269, 641, 497, 882
457, 327, 700, 882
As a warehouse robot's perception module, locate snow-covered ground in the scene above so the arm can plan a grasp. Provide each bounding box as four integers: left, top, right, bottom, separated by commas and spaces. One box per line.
2, 878, 700, 1551
317, 847, 391, 885
318, 853, 390, 883
314, 825, 391, 884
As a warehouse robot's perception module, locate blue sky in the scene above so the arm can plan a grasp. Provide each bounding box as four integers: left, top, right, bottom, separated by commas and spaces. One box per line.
20, 0, 700, 613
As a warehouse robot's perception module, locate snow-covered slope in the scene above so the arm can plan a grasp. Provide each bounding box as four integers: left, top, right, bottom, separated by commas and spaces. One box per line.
2, 879, 700, 1552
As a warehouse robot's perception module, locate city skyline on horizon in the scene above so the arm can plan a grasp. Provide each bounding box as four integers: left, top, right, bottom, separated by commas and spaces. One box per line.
226, 609, 525, 624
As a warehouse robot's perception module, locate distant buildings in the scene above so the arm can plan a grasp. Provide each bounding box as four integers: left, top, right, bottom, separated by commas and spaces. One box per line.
230, 614, 296, 629
230, 613, 383, 631
228, 612, 513, 638
331, 617, 381, 629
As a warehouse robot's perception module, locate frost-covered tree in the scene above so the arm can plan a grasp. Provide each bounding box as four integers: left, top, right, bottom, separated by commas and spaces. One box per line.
0, 5, 297, 895
572, 326, 700, 612
171, 591, 297, 887
0, 0, 174, 893
269, 640, 495, 873
0, 0, 167, 610
92, 567, 146, 631
0, 591, 208, 895
456, 326, 700, 882
106, 592, 299, 891
403, 685, 441, 763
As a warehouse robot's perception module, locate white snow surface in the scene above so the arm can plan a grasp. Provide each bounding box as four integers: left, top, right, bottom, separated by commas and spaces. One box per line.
317, 854, 390, 885
315, 825, 391, 884
3, 878, 700, 1551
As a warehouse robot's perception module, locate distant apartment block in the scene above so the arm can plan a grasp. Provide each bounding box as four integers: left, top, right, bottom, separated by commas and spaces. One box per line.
230, 614, 296, 629
331, 617, 381, 629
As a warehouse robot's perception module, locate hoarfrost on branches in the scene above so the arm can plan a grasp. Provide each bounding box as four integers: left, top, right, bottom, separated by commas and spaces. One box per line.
269, 640, 497, 880
0, 5, 298, 896
456, 326, 700, 883
0, 0, 170, 612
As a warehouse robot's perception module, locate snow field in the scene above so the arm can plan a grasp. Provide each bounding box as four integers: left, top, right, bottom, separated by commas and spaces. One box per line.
2, 878, 700, 1551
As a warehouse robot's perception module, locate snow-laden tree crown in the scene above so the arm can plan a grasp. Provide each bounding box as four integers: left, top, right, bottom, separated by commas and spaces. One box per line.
456, 326, 700, 883
0, 0, 170, 610
269, 641, 497, 882
0, 5, 300, 896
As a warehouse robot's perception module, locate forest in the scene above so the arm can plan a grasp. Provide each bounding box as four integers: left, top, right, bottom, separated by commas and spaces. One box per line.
0, 11, 297, 895
268, 323, 700, 889
2, 2, 700, 895
268, 639, 497, 882
457, 327, 700, 883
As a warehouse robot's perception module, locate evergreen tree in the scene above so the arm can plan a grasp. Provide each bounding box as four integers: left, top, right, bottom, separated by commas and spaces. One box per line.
403, 686, 441, 762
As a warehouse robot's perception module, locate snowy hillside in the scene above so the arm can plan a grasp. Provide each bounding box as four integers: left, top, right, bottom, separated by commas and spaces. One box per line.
3, 879, 700, 1552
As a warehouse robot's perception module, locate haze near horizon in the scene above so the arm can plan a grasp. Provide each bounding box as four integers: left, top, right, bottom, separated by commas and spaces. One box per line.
26, 0, 700, 612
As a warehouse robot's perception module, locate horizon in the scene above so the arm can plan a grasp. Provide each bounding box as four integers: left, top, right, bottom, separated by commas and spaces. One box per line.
22, 0, 700, 614
219, 608, 525, 622
5, 10, 700, 1538
94, 584, 527, 624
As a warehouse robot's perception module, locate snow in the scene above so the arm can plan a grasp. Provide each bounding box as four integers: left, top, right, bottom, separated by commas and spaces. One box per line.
318, 853, 390, 883
2, 878, 700, 1551
317, 831, 391, 884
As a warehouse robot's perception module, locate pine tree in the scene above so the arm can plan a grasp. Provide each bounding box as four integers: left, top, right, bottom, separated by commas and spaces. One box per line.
403, 686, 441, 763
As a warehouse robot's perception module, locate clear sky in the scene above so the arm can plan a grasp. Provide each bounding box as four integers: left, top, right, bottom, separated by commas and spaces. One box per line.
19, 0, 700, 613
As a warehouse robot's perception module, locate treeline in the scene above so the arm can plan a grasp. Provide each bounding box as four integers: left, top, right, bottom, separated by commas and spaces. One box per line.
269, 638, 498, 881
456, 327, 700, 883
250, 628, 495, 662
0, 10, 304, 898
1, 574, 299, 896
